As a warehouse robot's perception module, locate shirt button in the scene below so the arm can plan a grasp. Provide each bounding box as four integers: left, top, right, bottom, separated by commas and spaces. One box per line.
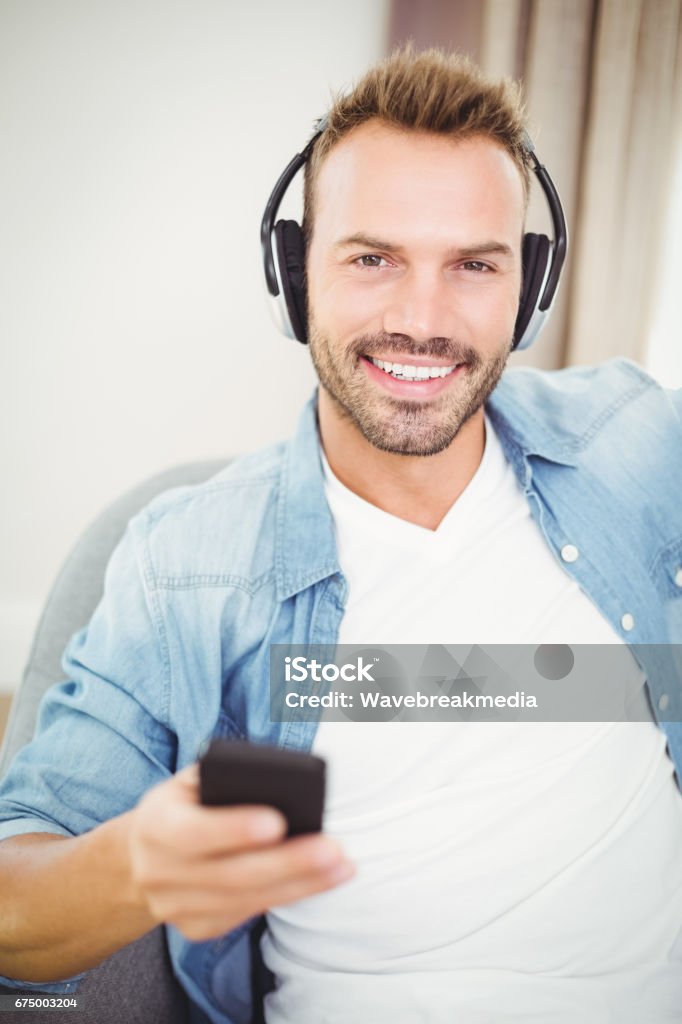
621, 613, 635, 631
675, 567, 682, 587
561, 544, 579, 563
659, 693, 670, 712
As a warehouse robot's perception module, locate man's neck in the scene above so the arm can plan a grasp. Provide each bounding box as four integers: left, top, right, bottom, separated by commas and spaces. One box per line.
317, 391, 487, 532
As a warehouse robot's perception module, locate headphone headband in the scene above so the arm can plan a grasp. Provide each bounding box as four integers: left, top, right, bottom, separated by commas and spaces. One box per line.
527, 151, 568, 313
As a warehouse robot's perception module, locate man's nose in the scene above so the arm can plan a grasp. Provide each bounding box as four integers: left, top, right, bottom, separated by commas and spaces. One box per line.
381, 268, 457, 344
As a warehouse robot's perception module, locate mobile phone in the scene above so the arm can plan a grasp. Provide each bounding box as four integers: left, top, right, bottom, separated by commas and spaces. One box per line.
198, 738, 326, 836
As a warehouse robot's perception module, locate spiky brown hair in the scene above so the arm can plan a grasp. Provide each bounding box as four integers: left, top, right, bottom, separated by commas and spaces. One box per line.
302, 46, 530, 245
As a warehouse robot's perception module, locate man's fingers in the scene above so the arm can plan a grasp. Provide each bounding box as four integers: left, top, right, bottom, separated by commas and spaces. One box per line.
145, 855, 356, 942
142, 831, 348, 892
145, 801, 288, 857
137, 826, 351, 908
257, 858, 356, 910
201, 833, 348, 888
140, 765, 288, 856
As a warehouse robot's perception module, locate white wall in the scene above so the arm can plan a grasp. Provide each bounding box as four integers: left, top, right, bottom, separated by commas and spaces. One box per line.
0, 0, 390, 689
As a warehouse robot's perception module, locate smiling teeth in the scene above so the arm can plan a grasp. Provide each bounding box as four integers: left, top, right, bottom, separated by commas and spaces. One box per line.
369, 357, 457, 380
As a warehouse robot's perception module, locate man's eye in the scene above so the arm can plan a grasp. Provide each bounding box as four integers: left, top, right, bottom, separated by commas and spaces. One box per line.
354, 254, 387, 268
462, 260, 492, 273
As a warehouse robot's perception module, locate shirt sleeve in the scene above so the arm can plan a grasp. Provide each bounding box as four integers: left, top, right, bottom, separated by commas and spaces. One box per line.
0, 513, 177, 842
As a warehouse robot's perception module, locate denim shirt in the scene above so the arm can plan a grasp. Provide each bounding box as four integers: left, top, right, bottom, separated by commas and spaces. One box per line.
1, 357, 681, 1023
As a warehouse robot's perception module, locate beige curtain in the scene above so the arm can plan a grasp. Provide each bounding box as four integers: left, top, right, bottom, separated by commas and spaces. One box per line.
388, 0, 682, 370
565, 0, 682, 366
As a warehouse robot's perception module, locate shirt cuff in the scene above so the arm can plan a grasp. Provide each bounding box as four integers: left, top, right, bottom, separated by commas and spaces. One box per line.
0, 818, 73, 843
0, 975, 85, 993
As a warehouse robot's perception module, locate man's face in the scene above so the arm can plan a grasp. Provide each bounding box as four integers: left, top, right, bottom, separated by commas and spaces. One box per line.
305, 122, 526, 456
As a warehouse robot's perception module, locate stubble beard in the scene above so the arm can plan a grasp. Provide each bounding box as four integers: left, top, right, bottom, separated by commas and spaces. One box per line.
308, 319, 513, 457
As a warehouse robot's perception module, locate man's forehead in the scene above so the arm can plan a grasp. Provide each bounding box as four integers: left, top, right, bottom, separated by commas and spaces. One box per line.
313, 121, 526, 238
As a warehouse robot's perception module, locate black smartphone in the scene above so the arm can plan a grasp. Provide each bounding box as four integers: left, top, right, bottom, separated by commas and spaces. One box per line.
198, 738, 326, 836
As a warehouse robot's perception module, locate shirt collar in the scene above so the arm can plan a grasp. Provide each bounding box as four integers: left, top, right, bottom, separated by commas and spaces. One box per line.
274, 370, 582, 600
487, 368, 581, 470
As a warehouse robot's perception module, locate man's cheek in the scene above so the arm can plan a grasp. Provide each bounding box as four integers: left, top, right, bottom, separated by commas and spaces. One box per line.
328, 282, 384, 329
467, 294, 518, 344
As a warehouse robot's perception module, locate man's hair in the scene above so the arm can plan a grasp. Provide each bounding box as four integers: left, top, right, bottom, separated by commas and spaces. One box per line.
302, 46, 530, 245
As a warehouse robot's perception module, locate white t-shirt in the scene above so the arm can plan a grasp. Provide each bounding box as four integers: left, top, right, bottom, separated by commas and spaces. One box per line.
263, 418, 682, 1023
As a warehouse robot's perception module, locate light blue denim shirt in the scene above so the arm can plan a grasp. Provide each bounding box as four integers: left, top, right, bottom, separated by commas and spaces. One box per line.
1, 357, 681, 1023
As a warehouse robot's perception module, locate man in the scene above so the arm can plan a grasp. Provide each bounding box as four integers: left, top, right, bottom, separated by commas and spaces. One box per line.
1, 48, 682, 1024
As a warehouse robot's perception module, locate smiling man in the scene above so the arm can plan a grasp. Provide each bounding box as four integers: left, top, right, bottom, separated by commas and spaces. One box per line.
1, 48, 682, 1024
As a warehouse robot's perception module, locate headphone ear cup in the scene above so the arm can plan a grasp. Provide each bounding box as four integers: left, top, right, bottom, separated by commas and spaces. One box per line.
274, 220, 308, 343
514, 233, 551, 350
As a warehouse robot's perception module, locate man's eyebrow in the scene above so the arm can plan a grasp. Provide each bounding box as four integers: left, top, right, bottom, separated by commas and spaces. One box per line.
457, 240, 515, 260
334, 233, 403, 253
334, 233, 515, 259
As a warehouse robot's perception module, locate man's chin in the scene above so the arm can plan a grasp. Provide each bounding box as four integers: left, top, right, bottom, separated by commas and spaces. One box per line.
351, 408, 474, 457
319, 381, 481, 455
361, 434, 459, 457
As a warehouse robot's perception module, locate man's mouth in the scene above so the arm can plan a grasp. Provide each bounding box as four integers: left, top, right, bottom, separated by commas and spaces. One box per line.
364, 355, 461, 381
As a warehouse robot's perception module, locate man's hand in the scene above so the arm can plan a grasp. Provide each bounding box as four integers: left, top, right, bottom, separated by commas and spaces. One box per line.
127, 763, 355, 942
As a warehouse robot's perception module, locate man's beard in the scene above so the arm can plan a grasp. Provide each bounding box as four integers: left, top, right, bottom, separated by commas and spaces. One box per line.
308, 319, 513, 457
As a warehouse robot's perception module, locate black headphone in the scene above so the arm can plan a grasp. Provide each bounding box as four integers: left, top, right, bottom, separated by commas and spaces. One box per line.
261, 116, 567, 351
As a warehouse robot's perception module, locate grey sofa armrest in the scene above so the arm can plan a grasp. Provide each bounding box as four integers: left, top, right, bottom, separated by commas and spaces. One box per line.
0, 926, 191, 1024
